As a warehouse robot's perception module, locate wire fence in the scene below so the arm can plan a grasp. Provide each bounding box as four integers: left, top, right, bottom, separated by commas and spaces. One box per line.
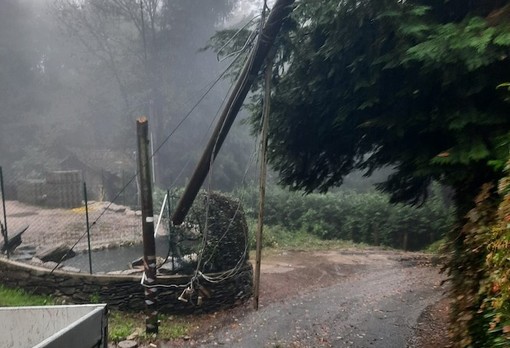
0, 167, 143, 258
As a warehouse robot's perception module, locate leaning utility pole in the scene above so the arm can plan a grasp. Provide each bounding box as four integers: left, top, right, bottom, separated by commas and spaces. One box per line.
137, 117, 158, 335
171, 0, 295, 225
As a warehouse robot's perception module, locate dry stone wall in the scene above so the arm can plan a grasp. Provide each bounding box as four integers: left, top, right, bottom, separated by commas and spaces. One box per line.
0, 257, 252, 313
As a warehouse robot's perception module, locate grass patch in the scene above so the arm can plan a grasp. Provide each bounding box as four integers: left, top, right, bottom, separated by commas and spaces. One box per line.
247, 219, 369, 251
108, 311, 192, 342
0, 285, 55, 307
0, 287, 191, 344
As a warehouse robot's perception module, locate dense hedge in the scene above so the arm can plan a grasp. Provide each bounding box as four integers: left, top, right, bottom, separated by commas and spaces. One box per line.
238, 185, 454, 251
450, 176, 510, 347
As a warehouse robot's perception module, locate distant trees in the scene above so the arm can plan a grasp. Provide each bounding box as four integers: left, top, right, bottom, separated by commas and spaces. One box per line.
0, 0, 256, 191
0, 1, 44, 170
52, 0, 254, 189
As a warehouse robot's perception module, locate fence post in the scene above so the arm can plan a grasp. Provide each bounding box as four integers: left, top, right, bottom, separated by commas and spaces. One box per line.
84, 182, 92, 274
0, 167, 8, 259
166, 189, 176, 270
137, 117, 158, 335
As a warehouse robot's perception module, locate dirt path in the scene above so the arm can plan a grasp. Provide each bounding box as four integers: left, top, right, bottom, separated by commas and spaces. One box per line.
154, 249, 449, 348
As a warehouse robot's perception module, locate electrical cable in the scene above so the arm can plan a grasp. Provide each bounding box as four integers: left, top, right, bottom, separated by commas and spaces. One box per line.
186, 1, 271, 286
49, 40, 251, 274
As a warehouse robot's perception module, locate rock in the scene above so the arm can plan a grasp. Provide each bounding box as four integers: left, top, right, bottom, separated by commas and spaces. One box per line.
158, 261, 180, 275
0, 225, 29, 254
118, 340, 138, 348
30, 257, 43, 264
107, 269, 143, 275
17, 245, 36, 252
36, 243, 76, 262
11, 253, 33, 262
42, 261, 62, 269
131, 257, 144, 268
60, 266, 81, 273
135, 210, 142, 216
127, 328, 143, 340
107, 203, 126, 213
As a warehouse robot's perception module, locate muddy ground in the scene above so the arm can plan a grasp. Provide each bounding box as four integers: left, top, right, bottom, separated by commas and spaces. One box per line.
3, 201, 451, 347
128, 249, 451, 348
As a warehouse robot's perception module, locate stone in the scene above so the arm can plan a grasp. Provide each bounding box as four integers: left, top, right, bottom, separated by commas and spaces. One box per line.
11, 253, 33, 262
42, 261, 62, 269
36, 243, 76, 262
118, 340, 138, 348
60, 266, 81, 273
30, 257, 43, 264
107, 203, 126, 213
17, 245, 36, 252
107, 269, 142, 275
130, 257, 143, 268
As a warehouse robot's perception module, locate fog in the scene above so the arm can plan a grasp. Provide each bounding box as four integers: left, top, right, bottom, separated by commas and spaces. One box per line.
0, 0, 262, 198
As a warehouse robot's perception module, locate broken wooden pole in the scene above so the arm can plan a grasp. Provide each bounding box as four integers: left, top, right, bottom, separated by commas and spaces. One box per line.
136, 117, 158, 335
171, 0, 295, 225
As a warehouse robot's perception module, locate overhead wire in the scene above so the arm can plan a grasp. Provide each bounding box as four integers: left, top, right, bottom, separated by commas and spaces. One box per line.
49, 30, 255, 274
187, 0, 271, 286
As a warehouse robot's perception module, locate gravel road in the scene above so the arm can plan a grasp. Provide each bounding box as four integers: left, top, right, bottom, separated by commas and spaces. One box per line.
183, 253, 445, 348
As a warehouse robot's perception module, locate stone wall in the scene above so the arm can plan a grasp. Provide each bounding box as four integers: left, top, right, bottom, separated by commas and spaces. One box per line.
0, 257, 252, 314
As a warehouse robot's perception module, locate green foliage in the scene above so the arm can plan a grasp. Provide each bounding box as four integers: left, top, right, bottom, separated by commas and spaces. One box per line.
108, 311, 136, 342
89, 292, 100, 304
454, 172, 510, 346
0, 285, 54, 307
108, 311, 191, 342
212, 3, 510, 345
209, 0, 510, 207
238, 183, 453, 251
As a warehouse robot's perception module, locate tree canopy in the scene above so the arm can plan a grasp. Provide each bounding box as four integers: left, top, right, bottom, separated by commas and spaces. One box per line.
228, 1, 509, 346
247, 0, 510, 206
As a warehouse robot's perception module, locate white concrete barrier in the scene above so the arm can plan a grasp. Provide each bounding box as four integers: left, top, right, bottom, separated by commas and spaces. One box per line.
0, 304, 107, 348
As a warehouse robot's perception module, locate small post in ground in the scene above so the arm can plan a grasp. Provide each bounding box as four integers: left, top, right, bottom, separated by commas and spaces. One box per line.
137, 116, 158, 335
83, 182, 92, 274
0, 166, 9, 259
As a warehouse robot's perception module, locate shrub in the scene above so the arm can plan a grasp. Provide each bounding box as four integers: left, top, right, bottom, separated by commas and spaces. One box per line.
237, 184, 454, 250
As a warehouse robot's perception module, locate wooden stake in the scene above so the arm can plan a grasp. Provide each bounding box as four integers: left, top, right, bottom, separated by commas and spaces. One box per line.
0, 166, 8, 259
137, 117, 158, 335
83, 182, 92, 274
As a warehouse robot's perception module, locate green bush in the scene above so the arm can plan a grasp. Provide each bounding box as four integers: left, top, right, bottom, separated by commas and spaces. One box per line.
237, 184, 454, 250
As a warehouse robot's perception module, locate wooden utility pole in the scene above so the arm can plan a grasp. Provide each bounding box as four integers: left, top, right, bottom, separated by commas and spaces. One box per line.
137, 117, 158, 334
253, 49, 274, 310
171, 0, 295, 225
